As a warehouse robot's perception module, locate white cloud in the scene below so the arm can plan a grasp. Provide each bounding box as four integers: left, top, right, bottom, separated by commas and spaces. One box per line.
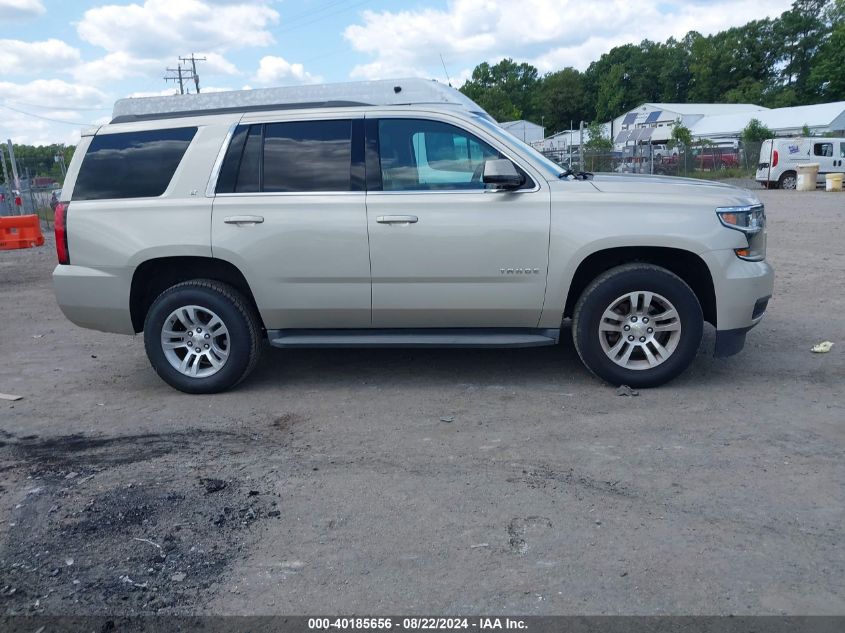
0, 0, 45, 20
70, 52, 163, 84
0, 39, 81, 75
197, 52, 239, 76
0, 79, 108, 109
253, 55, 321, 86
76, 0, 279, 58
343, 0, 796, 81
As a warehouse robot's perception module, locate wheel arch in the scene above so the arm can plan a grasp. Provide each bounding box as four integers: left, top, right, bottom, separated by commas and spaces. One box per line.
563, 246, 717, 327
130, 256, 264, 333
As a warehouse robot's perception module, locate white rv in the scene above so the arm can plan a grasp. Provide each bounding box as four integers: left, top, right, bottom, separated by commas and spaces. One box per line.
756, 137, 845, 189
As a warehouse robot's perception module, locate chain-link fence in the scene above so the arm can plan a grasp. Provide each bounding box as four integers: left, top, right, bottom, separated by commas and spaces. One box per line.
544, 141, 763, 180
1, 179, 59, 225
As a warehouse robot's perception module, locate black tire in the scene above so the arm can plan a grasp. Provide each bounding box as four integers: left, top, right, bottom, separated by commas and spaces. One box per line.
143, 280, 262, 394
778, 171, 797, 190
572, 264, 703, 388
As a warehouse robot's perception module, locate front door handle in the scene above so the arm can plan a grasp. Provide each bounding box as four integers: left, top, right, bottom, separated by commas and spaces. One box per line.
224, 215, 264, 225
376, 215, 418, 224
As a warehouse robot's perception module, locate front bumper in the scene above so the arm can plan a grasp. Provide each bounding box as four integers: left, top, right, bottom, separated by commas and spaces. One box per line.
700, 249, 774, 357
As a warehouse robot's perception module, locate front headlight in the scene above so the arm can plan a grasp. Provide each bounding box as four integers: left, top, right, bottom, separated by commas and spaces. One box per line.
716, 204, 766, 261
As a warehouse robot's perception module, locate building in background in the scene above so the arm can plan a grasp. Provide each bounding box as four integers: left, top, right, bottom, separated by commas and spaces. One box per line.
500, 120, 545, 144
689, 101, 845, 141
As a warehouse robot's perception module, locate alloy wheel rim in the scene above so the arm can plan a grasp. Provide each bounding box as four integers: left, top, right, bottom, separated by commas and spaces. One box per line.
160, 305, 230, 378
598, 291, 682, 370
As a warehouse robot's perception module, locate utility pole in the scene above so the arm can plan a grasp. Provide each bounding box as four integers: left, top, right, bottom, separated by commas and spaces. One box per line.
164, 64, 187, 94
6, 139, 21, 193
180, 55, 206, 94
578, 121, 585, 171
0, 145, 11, 214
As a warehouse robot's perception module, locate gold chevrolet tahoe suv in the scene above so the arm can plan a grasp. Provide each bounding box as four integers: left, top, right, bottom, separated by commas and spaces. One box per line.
53, 79, 773, 393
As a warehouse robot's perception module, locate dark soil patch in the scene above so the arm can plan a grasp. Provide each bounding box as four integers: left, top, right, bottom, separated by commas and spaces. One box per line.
0, 428, 287, 615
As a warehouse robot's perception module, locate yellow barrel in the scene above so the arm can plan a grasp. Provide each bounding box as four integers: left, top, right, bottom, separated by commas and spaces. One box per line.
825, 173, 843, 192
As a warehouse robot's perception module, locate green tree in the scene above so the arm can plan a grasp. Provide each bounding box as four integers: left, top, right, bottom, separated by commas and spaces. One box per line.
583, 121, 613, 172
775, 0, 831, 102
741, 118, 775, 143
533, 67, 590, 134
0, 144, 73, 186
460, 58, 540, 121
808, 0, 845, 100
670, 121, 693, 149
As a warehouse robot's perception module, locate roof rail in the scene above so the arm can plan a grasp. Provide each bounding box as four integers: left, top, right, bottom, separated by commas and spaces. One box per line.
111, 78, 488, 124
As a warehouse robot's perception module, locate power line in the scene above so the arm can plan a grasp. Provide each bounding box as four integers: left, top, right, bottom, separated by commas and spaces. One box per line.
281, 0, 365, 28
2, 99, 108, 112
0, 102, 90, 126
275, 0, 371, 35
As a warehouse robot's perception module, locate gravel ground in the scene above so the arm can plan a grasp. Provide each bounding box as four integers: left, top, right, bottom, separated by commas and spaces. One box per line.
0, 189, 843, 616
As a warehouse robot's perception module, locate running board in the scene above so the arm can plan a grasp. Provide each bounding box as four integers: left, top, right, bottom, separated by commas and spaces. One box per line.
267, 328, 560, 349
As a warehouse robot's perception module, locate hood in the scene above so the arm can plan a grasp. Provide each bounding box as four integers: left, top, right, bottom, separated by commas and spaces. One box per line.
582, 173, 761, 206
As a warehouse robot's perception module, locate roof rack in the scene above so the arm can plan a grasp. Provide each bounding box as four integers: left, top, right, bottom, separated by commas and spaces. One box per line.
111, 78, 488, 124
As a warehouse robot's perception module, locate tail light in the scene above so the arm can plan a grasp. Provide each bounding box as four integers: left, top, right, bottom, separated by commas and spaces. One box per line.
772, 150, 779, 167
54, 202, 69, 265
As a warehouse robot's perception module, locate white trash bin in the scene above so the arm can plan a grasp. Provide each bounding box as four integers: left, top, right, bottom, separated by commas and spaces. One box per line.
796, 163, 820, 191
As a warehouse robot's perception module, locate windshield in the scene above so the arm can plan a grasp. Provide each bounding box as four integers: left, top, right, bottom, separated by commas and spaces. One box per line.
471, 115, 563, 179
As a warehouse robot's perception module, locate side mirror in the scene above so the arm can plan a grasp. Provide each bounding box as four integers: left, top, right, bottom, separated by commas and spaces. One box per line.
482, 159, 524, 189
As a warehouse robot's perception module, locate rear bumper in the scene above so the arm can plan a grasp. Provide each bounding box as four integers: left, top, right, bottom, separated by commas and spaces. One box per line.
53, 264, 134, 334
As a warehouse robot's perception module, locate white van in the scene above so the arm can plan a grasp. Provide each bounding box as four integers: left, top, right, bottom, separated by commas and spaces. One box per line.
756, 137, 845, 189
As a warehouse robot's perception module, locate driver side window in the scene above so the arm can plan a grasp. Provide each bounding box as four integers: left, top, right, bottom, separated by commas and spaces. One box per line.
378, 119, 501, 191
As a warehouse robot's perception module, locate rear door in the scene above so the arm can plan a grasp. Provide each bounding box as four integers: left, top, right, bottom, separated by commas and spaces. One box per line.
211, 115, 371, 329
364, 115, 550, 328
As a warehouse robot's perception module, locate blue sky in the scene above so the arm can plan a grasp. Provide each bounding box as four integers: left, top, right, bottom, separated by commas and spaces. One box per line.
0, 0, 795, 145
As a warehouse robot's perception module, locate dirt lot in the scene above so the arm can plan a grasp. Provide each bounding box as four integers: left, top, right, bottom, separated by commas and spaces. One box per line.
0, 189, 843, 616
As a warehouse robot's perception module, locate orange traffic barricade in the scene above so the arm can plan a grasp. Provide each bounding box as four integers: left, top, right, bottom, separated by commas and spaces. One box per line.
0, 214, 45, 250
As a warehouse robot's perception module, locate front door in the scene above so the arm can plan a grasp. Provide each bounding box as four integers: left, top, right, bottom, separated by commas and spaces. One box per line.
211, 116, 371, 329
365, 116, 550, 328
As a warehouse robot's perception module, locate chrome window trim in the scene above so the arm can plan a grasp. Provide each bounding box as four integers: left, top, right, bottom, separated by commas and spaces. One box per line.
205, 122, 238, 198
366, 187, 539, 196
215, 191, 366, 198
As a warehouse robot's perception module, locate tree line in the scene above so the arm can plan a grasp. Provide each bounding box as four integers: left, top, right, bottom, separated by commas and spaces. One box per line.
460, 0, 844, 133
1, 144, 74, 186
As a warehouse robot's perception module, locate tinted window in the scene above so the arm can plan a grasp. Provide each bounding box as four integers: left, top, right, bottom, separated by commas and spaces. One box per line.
813, 142, 833, 157
263, 120, 351, 192
236, 125, 261, 193
215, 125, 249, 194
378, 119, 501, 191
73, 127, 196, 200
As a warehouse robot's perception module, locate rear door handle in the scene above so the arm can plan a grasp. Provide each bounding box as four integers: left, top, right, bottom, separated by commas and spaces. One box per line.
224, 215, 264, 225
376, 215, 418, 224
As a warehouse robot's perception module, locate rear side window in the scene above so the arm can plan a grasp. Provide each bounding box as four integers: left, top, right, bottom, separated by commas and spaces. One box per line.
216, 120, 352, 193
72, 127, 196, 200
264, 120, 351, 192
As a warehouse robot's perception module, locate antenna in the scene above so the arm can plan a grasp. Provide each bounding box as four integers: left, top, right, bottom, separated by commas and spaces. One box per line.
439, 53, 452, 87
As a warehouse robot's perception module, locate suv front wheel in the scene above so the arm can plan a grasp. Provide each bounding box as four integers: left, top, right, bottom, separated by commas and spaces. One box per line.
143, 280, 262, 394
572, 264, 703, 388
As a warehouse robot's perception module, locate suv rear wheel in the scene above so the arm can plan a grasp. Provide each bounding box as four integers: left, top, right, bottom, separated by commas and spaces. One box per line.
143, 280, 262, 394
572, 264, 703, 388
